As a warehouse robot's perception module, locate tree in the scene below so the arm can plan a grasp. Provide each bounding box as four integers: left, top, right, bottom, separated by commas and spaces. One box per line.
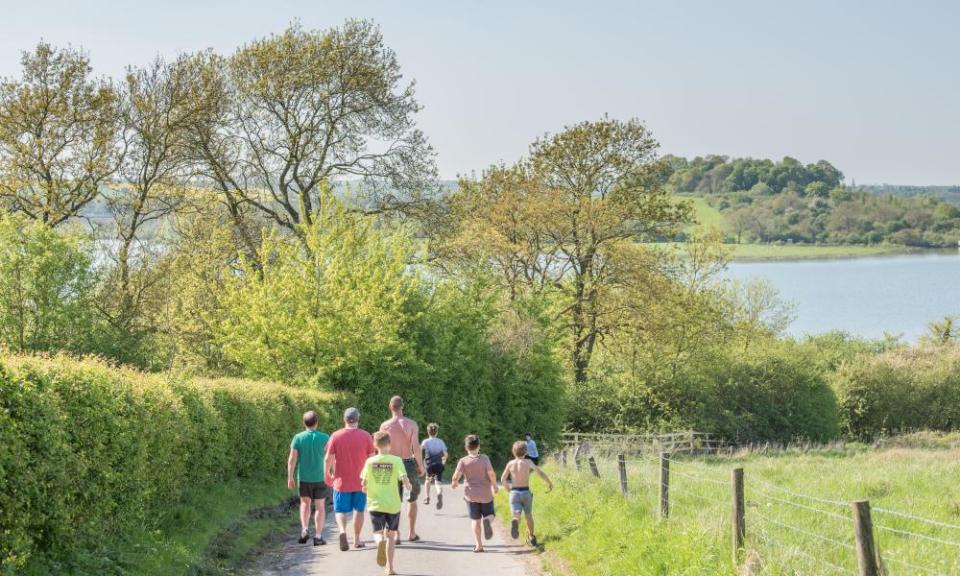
190, 21, 436, 239
444, 118, 690, 386
922, 316, 957, 346
0, 43, 120, 225
98, 55, 210, 352
0, 214, 96, 351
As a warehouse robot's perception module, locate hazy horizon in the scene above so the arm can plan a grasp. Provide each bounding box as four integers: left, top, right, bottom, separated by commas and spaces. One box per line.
1, 0, 957, 186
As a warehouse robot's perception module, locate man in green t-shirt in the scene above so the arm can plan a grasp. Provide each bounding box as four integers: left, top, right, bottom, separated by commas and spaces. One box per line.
361, 431, 411, 575
287, 410, 330, 545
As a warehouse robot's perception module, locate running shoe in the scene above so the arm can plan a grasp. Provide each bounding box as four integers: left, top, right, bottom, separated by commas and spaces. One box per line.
298, 529, 309, 544
437, 492, 443, 510
483, 517, 493, 540
339, 532, 349, 551
511, 519, 520, 539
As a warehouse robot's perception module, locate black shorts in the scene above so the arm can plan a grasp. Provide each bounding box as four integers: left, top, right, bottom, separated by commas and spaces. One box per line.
299, 481, 329, 500
426, 464, 444, 480
466, 500, 495, 520
397, 458, 421, 502
527, 455, 540, 466
370, 511, 401, 532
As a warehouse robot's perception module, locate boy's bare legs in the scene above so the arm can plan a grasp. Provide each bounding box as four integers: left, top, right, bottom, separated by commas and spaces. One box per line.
525, 511, 536, 540
471, 519, 483, 551
385, 529, 397, 574
423, 477, 432, 504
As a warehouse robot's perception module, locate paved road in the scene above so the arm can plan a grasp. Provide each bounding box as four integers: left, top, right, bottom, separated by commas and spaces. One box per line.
247, 485, 540, 576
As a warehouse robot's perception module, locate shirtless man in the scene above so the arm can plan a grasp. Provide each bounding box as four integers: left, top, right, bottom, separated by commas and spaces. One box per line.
380, 396, 425, 542
500, 440, 554, 546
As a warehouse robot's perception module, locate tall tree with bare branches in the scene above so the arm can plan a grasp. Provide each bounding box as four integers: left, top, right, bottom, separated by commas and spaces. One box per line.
189, 20, 436, 241
0, 43, 120, 226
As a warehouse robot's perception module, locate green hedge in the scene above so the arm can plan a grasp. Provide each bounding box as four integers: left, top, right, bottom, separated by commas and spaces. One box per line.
834, 344, 960, 439
0, 354, 335, 574
572, 342, 840, 443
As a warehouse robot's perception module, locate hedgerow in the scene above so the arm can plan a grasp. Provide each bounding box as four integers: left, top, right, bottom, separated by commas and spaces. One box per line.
0, 354, 335, 574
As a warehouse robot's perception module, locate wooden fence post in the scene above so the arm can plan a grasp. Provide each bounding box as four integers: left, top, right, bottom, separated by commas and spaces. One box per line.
588, 456, 600, 478
731, 468, 745, 566
659, 452, 670, 518
574, 443, 583, 471
618, 454, 628, 496
852, 500, 880, 576
560, 449, 567, 468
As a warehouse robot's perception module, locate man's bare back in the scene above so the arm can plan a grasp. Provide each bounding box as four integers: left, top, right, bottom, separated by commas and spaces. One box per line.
381, 416, 418, 459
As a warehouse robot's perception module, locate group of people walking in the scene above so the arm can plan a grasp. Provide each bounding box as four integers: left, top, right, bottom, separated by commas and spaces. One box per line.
286, 395, 554, 575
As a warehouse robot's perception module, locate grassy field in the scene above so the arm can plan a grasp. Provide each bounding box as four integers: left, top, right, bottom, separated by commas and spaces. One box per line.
501, 441, 960, 575
684, 196, 727, 231
675, 195, 919, 261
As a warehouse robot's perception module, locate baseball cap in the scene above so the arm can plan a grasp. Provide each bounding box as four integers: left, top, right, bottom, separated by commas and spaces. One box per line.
344, 407, 360, 423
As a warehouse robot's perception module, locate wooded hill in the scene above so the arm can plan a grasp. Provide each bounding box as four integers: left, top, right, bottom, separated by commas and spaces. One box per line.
663, 155, 960, 247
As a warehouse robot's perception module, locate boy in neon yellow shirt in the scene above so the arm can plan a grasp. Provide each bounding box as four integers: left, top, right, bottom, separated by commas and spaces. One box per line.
362, 431, 412, 575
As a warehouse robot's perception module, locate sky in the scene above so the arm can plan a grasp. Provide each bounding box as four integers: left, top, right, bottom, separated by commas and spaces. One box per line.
0, 0, 957, 185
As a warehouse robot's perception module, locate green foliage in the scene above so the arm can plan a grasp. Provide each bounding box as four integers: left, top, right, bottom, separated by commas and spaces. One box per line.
666, 155, 960, 247
0, 353, 334, 573
215, 198, 415, 382
0, 215, 97, 353
211, 195, 565, 462
0, 43, 121, 226
576, 341, 840, 443
833, 344, 960, 439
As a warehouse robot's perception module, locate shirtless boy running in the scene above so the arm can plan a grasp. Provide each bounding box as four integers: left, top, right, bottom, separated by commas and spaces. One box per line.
500, 440, 554, 547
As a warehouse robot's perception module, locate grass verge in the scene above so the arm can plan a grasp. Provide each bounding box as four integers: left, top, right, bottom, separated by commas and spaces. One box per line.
507, 444, 960, 575
24, 477, 295, 576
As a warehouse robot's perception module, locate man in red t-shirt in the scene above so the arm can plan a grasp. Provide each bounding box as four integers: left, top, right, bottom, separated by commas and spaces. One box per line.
325, 407, 376, 551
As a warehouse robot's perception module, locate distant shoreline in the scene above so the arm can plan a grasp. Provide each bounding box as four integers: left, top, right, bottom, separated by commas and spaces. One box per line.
654, 242, 956, 262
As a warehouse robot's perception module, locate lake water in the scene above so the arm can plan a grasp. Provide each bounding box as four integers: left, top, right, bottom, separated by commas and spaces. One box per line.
725, 252, 960, 341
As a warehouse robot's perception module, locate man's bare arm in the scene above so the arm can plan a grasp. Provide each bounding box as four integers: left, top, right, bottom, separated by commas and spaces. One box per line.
411, 422, 424, 475
287, 449, 299, 490
325, 453, 336, 479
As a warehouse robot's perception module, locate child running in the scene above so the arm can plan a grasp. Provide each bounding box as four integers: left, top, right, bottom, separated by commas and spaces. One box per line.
420, 422, 448, 509
450, 434, 498, 552
362, 431, 412, 576
500, 440, 554, 547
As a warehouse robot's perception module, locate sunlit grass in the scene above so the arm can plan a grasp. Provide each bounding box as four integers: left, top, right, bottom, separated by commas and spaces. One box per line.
505, 444, 960, 575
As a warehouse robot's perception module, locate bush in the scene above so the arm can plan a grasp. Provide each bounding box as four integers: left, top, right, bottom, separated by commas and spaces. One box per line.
834, 344, 960, 439
210, 199, 566, 462
576, 342, 840, 443
0, 354, 335, 574
0, 215, 97, 353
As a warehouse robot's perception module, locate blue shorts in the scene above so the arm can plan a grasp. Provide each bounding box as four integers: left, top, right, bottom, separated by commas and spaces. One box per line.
510, 488, 534, 515
333, 490, 367, 514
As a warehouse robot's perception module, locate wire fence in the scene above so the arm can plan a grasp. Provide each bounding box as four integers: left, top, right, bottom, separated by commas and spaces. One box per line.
554, 441, 960, 576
